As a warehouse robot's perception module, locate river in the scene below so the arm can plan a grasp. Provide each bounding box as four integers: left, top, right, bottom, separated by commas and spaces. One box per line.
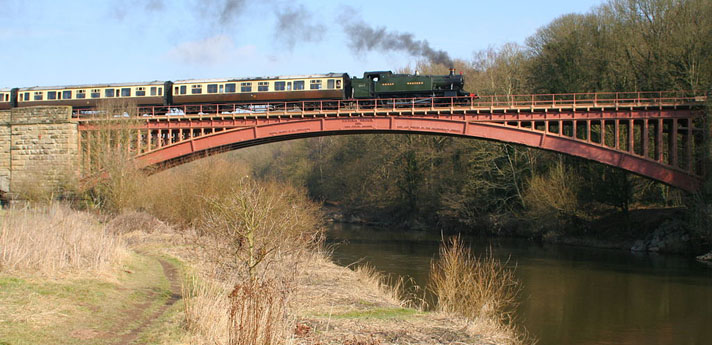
326, 223, 712, 345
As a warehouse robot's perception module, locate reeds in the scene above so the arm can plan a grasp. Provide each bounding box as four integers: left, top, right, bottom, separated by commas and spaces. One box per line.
0, 203, 127, 276
429, 237, 520, 321
429, 236, 531, 344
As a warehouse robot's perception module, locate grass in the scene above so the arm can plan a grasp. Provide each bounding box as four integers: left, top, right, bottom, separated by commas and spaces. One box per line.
0, 204, 127, 277
0, 251, 183, 345
316, 307, 419, 320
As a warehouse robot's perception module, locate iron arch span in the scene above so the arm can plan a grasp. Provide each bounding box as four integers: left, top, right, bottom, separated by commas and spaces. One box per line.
135, 116, 702, 192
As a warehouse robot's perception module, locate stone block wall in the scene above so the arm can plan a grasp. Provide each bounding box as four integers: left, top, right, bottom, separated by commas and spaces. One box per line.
0, 110, 10, 192
0, 106, 78, 198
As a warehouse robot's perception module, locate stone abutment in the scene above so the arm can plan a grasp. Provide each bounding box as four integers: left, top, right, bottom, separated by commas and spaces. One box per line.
0, 106, 78, 199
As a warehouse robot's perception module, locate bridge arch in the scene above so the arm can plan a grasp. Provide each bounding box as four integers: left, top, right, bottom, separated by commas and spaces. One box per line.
135, 116, 701, 192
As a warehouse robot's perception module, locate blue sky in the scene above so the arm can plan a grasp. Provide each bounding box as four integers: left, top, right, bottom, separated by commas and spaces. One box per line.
0, 0, 605, 88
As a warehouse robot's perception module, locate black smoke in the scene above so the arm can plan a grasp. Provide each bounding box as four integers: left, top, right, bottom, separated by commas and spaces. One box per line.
342, 18, 454, 67
274, 5, 325, 49
212, 0, 247, 25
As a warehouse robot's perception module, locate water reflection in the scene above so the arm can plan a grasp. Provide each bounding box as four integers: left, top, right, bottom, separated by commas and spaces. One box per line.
327, 223, 712, 345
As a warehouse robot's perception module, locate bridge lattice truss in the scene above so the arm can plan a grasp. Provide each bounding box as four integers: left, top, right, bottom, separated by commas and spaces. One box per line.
76, 92, 708, 192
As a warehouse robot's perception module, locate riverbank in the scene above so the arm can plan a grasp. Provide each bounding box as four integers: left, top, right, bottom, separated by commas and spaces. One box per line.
0, 206, 524, 345
325, 206, 711, 256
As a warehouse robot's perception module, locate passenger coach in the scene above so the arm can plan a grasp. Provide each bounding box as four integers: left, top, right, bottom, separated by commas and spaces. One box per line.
14, 81, 169, 108
0, 88, 12, 110
170, 73, 350, 105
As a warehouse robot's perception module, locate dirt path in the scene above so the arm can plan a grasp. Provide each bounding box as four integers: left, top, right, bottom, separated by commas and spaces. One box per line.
113, 257, 182, 345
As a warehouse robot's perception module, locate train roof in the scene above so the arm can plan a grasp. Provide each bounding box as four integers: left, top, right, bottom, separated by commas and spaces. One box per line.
18, 80, 166, 91
172, 73, 348, 84
13, 73, 350, 91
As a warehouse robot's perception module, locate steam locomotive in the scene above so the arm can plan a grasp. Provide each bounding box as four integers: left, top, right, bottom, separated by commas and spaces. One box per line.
0, 70, 470, 111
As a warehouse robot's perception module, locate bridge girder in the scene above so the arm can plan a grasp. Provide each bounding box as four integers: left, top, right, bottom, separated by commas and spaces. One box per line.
122, 115, 702, 192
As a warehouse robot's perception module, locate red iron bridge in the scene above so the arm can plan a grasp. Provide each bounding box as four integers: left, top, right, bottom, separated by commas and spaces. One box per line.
75, 91, 709, 192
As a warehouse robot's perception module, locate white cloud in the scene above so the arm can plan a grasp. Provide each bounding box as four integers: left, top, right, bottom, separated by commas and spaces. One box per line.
165, 35, 256, 65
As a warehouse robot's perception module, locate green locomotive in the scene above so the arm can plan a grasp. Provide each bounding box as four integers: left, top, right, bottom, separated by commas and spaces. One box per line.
351, 69, 469, 99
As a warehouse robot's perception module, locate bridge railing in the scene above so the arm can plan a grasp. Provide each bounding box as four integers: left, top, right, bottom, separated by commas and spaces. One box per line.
72, 91, 706, 119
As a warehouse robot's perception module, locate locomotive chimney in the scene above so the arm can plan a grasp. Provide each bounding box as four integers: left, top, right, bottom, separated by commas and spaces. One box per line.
449, 68, 455, 76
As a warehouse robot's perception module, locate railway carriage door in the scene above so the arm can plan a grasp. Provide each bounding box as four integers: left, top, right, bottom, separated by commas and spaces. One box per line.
287, 82, 292, 91
11, 88, 18, 107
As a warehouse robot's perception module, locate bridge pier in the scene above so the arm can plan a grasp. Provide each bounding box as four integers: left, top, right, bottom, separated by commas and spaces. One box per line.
0, 106, 78, 199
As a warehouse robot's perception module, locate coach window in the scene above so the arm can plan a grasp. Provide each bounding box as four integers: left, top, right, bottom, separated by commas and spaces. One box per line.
191, 85, 202, 94
219, 85, 224, 93
158, 87, 162, 96
34, 92, 43, 101
105, 89, 115, 98
63, 90, 72, 99
310, 80, 322, 90
327, 79, 335, 89
121, 88, 131, 97
179, 86, 186, 95
294, 80, 304, 90
336, 80, 342, 89
136, 87, 146, 96
91, 89, 100, 98
207, 84, 218, 94
274, 81, 285, 91
77, 90, 86, 99
241, 82, 252, 92
150, 87, 157, 96
47, 91, 57, 100
258, 82, 269, 92
24, 93, 29, 101
225, 83, 236, 93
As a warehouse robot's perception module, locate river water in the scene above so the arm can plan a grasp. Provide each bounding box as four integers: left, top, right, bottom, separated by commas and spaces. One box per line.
326, 223, 712, 345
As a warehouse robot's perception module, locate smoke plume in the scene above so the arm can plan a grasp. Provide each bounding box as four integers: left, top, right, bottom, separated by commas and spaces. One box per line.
342, 19, 454, 67
274, 5, 325, 49
213, 0, 247, 25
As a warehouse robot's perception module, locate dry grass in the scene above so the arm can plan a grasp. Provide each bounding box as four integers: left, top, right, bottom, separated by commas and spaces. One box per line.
182, 272, 231, 345
429, 236, 530, 344
0, 203, 127, 277
292, 252, 495, 345
352, 264, 421, 309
